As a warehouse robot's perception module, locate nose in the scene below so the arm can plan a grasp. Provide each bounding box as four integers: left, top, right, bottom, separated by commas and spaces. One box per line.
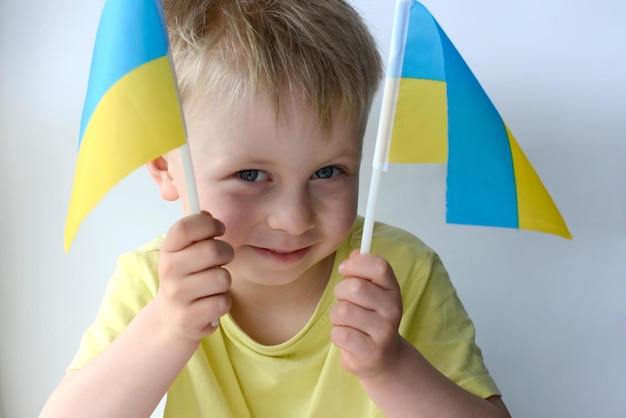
266, 187, 316, 236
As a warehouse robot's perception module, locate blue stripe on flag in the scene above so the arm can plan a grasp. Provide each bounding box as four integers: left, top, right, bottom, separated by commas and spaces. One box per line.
79, 0, 169, 143
438, 23, 519, 228
401, 1, 445, 81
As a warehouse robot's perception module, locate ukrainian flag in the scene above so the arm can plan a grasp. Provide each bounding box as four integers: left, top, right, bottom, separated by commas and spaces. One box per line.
387, 1, 571, 239
65, 0, 187, 251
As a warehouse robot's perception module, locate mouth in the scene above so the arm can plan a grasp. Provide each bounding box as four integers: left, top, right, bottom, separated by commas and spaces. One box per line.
249, 245, 311, 264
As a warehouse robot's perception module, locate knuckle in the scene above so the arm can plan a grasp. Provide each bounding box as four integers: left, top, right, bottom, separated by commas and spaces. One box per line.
331, 325, 352, 348
337, 301, 351, 317
337, 301, 357, 323
199, 240, 234, 266
167, 217, 193, 242
378, 295, 402, 318
158, 260, 175, 280
198, 243, 218, 265
210, 268, 232, 292
165, 282, 185, 301
163, 214, 224, 252
158, 251, 184, 280
213, 292, 232, 315
347, 277, 368, 298
371, 257, 391, 278
157, 273, 185, 301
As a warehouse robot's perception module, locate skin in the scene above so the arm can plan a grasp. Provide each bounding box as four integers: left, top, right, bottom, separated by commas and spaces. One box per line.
154, 90, 363, 345
40, 89, 510, 418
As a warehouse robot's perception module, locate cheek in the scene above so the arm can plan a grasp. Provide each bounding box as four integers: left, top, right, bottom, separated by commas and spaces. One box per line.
202, 196, 258, 245
322, 188, 359, 237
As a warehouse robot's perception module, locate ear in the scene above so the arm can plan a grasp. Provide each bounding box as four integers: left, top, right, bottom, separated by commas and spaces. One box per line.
146, 156, 180, 201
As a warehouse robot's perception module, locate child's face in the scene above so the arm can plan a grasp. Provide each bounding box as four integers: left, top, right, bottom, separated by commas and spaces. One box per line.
160, 90, 362, 288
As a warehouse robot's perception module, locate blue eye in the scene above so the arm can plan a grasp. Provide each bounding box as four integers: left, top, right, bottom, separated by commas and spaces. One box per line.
313, 166, 341, 179
237, 170, 269, 182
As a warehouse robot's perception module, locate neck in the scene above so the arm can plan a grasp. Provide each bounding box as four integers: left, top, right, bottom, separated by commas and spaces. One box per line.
228, 253, 335, 345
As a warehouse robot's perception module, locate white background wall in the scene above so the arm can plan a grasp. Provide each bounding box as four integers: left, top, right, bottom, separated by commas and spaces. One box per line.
1, 0, 624, 417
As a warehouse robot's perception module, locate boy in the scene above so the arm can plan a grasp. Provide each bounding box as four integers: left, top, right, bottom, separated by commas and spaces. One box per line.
42, 0, 511, 417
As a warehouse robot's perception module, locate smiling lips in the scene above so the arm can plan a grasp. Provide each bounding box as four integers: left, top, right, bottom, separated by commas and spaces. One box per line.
250, 245, 311, 264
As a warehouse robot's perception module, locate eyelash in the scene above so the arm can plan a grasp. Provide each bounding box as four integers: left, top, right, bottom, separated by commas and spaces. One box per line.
236, 166, 344, 182
237, 170, 268, 182
312, 166, 343, 179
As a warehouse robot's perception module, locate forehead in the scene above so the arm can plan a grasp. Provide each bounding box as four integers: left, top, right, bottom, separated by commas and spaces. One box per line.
183, 87, 364, 150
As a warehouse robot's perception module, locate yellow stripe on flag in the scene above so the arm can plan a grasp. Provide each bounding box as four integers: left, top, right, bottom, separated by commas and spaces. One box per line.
506, 125, 572, 239
389, 78, 448, 163
65, 56, 186, 250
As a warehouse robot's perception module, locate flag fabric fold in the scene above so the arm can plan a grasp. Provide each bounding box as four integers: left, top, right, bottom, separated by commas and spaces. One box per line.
65, 0, 187, 251
387, 0, 571, 239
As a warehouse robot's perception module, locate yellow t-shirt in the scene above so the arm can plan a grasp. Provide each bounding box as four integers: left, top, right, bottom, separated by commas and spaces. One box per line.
69, 217, 500, 417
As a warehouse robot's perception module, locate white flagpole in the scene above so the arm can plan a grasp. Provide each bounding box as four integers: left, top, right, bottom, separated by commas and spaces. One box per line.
165, 48, 201, 215
180, 143, 200, 214
166, 46, 219, 326
360, 0, 413, 253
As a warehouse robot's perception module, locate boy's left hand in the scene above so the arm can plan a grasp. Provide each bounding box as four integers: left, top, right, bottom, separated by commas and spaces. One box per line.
330, 250, 404, 379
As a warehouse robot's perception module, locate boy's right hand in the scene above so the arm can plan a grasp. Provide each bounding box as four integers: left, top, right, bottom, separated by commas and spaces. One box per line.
155, 211, 234, 342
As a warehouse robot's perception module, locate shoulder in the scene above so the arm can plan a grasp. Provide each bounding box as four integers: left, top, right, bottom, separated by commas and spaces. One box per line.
116, 235, 164, 272
66, 236, 166, 371
349, 216, 441, 276
118, 234, 164, 259
345, 217, 452, 304
107, 235, 165, 298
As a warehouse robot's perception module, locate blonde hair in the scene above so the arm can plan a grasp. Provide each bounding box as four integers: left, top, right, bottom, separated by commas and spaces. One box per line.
163, 0, 382, 131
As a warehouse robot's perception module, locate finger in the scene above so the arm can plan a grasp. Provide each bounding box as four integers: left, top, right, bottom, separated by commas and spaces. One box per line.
161, 212, 226, 253
333, 277, 392, 312
173, 267, 232, 302
158, 239, 233, 282
167, 238, 234, 275
167, 291, 231, 339
338, 252, 398, 291
186, 269, 231, 328
333, 276, 403, 335
189, 291, 232, 325
331, 324, 373, 355
330, 300, 385, 336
